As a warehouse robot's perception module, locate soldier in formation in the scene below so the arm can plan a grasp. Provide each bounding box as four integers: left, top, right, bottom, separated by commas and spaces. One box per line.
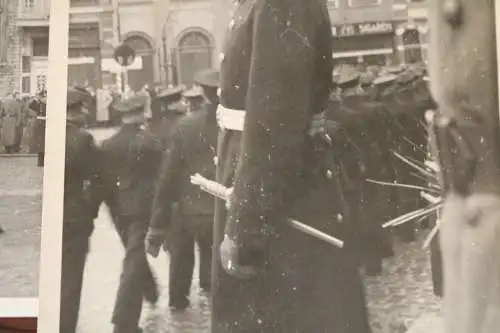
29, 90, 47, 167
210, 0, 371, 332
60, 88, 100, 333
146, 68, 220, 310
89, 95, 162, 333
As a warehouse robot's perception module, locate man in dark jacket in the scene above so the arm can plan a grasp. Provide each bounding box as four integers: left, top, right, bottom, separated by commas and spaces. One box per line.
29, 91, 46, 166
91, 95, 163, 333
146, 68, 219, 309
209, 1, 371, 332
60, 88, 100, 333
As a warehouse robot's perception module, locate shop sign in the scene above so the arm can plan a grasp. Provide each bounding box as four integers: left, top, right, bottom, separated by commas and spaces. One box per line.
332, 21, 393, 37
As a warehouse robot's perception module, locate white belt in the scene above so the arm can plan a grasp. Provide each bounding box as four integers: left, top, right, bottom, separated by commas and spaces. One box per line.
216, 105, 246, 131
216, 104, 328, 136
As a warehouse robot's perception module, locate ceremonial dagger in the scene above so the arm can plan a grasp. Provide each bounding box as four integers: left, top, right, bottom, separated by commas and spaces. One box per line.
190, 173, 344, 248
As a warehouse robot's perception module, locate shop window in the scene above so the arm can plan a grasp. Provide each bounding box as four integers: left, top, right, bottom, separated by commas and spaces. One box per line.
32, 37, 49, 57
20, 56, 31, 94
402, 29, 423, 63
22, 56, 31, 74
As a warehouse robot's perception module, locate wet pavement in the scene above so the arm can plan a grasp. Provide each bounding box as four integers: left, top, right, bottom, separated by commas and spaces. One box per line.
78, 127, 442, 333
0, 157, 43, 297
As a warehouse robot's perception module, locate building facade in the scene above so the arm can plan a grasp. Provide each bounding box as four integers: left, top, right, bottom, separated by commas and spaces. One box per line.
0, 0, 23, 96
328, 0, 429, 67
11, 0, 429, 95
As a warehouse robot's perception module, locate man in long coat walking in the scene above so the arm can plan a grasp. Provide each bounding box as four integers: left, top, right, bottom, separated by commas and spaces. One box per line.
60, 88, 100, 333
211, 1, 371, 332
146, 69, 219, 309
90, 95, 162, 333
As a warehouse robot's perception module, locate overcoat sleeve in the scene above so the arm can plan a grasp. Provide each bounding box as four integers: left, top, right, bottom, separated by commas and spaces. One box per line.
225, 0, 319, 256
149, 126, 185, 232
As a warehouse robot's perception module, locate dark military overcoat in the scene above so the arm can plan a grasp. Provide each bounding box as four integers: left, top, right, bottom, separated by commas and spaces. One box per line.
327, 93, 396, 266
61, 121, 101, 333
212, 1, 371, 332
150, 103, 218, 230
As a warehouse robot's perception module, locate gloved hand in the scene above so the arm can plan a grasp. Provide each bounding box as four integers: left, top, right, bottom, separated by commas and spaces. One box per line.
145, 227, 167, 258
219, 234, 265, 279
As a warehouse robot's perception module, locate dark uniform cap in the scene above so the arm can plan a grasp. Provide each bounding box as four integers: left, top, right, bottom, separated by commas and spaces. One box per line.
193, 68, 219, 88
156, 85, 186, 99
113, 94, 148, 116
67, 87, 87, 108
372, 73, 398, 86
336, 70, 360, 89
183, 85, 204, 98
383, 65, 405, 75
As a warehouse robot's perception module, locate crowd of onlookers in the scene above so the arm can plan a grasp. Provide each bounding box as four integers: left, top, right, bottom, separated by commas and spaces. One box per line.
0, 91, 46, 155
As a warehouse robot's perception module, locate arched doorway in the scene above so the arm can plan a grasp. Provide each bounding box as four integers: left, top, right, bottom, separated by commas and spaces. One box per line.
123, 34, 155, 92
176, 30, 213, 85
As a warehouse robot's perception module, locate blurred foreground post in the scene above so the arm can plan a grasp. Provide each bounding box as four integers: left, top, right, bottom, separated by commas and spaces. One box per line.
427, 1, 500, 333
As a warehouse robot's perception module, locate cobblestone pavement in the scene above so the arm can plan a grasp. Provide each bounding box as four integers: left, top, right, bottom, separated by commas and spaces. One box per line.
77, 127, 443, 333
0, 157, 43, 297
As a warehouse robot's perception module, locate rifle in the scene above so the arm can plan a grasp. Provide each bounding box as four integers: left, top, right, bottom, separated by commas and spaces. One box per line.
427, 1, 500, 332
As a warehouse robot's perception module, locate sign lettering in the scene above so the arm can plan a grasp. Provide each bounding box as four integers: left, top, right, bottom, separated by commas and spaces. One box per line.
332, 21, 393, 37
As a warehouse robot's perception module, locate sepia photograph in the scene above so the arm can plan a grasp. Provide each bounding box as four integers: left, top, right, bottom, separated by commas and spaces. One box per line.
0, 0, 47, 308
49, 0, 500, 333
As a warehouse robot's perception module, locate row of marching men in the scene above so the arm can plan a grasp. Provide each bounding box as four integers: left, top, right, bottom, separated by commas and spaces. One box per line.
323, 63, 435, 274
60, 68, 220, 333
60, 66, 435, 333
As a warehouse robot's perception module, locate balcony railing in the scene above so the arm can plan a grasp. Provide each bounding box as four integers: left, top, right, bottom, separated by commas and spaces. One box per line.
18, 0, 51, 20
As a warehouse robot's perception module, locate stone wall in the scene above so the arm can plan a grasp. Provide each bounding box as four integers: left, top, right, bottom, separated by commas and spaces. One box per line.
0, 0, 21, 96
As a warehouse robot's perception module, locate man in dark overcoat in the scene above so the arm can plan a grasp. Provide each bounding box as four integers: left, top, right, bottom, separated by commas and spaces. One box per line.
29, 91, 47, 167
60, 88, 100, 333
328, 71, 394, 276
211, 1, 371, 332
376, 72, 421, 242
90, 95, 162, 333
146, 68, 219, 309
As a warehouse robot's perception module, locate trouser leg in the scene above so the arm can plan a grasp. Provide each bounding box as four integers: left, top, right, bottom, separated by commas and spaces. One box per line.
169, 224, 195, 308
193, 216, 213, 292
112, 219, 151, 330
113, 218, 158, 305
60, 235, 89, 333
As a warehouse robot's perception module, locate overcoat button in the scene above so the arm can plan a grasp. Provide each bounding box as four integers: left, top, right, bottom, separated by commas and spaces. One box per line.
326, 169, 333, 179
214, 156, 219, 166
229, 19, 235, 29
219, 53, 225, 63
